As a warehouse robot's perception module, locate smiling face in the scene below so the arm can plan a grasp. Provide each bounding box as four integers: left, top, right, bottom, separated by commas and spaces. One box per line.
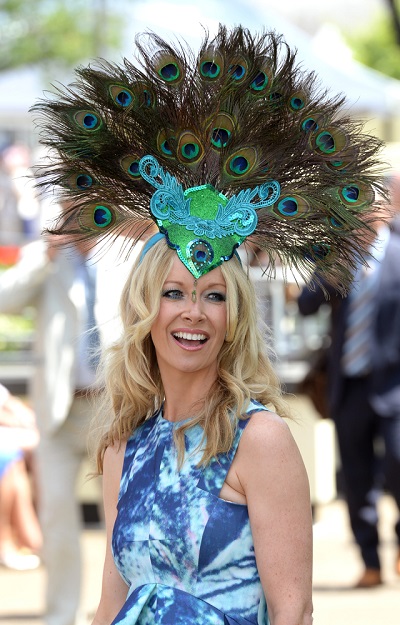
150, 255, 228, 381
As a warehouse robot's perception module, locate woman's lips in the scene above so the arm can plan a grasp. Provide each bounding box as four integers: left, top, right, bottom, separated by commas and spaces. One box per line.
172, 330, 208, 349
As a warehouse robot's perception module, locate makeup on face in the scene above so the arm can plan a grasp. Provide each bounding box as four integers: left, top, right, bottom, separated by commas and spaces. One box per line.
150, 256, 227, 376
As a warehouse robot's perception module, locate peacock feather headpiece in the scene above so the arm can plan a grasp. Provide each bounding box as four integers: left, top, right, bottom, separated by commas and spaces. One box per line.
31, 25, 388, 291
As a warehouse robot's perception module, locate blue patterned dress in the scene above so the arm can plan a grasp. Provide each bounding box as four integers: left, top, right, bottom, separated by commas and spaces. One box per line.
111, 399, 270, 625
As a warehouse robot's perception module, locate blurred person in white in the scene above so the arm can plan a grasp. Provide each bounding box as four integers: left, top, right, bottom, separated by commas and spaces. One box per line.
0, 143, 41, 242
0, 225, 144, 625
0, 146, 23, 243
0, 382, 42, 570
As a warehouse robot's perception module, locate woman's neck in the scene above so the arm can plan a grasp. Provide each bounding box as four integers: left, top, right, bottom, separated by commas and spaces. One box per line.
160, 368, 217, 423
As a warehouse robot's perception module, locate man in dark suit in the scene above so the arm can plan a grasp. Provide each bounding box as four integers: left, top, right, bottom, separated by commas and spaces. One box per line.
298, 190, 400, 588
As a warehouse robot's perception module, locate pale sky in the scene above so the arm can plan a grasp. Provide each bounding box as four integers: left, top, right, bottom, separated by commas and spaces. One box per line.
255, 0, 384, 34
124, 0, 385, 42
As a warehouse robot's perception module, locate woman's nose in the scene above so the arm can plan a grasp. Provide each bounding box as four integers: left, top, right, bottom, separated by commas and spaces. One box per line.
181, 297, 205, 321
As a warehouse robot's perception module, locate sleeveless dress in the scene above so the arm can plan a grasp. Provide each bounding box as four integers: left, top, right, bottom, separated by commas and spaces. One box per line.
111, 399, 270, 625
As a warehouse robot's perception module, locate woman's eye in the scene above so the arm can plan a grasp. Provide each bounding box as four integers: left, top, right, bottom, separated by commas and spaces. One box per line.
207, 291, 226, 302
162, 289, 184, 300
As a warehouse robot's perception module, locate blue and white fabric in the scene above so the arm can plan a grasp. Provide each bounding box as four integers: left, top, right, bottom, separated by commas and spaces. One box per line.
111, 399, 270, 625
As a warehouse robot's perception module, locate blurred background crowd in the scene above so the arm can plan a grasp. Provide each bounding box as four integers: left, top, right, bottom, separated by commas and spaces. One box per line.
1, 1, 400, 625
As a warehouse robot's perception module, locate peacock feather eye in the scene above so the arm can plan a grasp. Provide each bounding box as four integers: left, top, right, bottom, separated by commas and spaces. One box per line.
300, 111, 325, 134
198, 47, 224, 81
229, 64, 245, 80
141, 89, 153, 107
76, 174, 93, 189
73, 110, 102, 131
338, 182, 375, 208
153, 51, 183, 85
278, 197, 299, 216
109, 85, 134, 108
288, 91, 306, 112
120, 155, 142, 178
208, 112, 235, 150
316, 131, 335, 153
231, 156, 248, 173
157, 128, 175, 158
161, 63, 179, 81
177, 131, 204, 164
93, 205, 113, 227
66, 173, 93, 190
224, 147, 257, 178
228, 55, 249, 84
250, 71, 269, 93
78, 203, 116, 231
200, 61, 220, 79
324, 147, 356, 172
181, 143, 199, 159
311, 243, 331, 260
130, 82, 155, 108
343, 186, 359, 202
249, 58, 273, 97
329, 216, 345, 230
273, 194, 310, 219
212, 128, 230, 148
301, 117, 319, 133
269, 91, 284, 107
161, 140, 173, 155
327, 159, 346, 170
310, 126, 348, 157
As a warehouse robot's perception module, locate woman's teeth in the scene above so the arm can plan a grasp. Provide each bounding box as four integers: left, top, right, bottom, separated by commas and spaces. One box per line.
173, 332, 207, 341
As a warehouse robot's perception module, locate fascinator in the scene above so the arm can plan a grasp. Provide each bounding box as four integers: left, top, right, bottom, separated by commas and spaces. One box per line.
31, 25, 387, 292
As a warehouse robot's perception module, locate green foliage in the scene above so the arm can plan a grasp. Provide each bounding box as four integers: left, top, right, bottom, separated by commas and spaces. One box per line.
0, 313, 34, 352
0, 0, 124, 72
345, 1, 400, 80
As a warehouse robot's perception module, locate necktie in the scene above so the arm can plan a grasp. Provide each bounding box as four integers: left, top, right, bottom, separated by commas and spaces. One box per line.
341, 263, 378, 376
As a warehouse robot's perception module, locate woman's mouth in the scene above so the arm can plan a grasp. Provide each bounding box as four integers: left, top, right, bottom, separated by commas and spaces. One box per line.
172, 331, 208, 348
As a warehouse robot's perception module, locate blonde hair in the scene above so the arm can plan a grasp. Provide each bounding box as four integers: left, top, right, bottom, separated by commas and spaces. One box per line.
91, 238, 289, 473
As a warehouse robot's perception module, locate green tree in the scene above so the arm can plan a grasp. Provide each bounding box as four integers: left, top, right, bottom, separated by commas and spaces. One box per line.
386, 0, 400, 44
345, 0, 400, 80
0, 0, 124, 72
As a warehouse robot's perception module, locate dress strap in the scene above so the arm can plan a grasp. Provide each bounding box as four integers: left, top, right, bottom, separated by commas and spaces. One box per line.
196, 400, 268, 497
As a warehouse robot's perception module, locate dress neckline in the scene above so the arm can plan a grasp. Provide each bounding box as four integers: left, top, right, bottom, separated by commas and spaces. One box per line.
158, 406, 194, 427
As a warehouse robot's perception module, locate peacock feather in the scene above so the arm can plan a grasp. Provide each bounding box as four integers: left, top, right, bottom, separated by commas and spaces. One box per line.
31, 25, 388, 291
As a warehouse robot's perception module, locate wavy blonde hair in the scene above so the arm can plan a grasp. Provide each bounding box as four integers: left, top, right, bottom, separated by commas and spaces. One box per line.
91, 238, 289, 473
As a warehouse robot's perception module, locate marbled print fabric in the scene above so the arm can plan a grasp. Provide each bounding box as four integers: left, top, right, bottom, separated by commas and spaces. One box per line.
111, 400, 270, 624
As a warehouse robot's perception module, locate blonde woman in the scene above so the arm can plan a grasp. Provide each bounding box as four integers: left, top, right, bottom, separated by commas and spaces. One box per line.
31, 24, 386, 625
90, 238, 313, 625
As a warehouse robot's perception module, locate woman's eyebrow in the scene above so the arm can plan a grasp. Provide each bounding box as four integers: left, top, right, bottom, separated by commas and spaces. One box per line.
203, 282, 226, 289
162, 280, 226, 289
162, 281, 185, 287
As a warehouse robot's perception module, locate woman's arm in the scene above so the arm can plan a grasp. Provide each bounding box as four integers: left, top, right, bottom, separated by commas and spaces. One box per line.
91, 442, 129, 625
237, 412, 313, 625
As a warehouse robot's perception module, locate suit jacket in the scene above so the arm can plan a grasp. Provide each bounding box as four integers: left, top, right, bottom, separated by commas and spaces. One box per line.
0, 239, 140, 433
298, 220, 400, 418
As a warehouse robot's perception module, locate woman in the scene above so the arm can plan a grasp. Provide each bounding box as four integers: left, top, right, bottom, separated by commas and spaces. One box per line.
30, 23, 386, 625
91, 237, 313, 625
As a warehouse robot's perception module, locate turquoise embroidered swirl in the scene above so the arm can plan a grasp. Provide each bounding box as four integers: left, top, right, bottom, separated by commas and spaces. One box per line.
139, 155, 280, 239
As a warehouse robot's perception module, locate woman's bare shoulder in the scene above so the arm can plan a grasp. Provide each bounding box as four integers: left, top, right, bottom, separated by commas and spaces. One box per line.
238, 410, 304, 476
243, 409, 292, 444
